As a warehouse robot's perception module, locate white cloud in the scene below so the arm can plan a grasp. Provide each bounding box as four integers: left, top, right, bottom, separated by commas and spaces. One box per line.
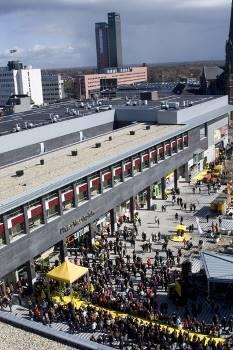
0, 0, 231, 67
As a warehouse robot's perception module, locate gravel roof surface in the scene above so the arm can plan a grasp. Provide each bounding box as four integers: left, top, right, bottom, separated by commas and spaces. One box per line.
0, 321, 75, 350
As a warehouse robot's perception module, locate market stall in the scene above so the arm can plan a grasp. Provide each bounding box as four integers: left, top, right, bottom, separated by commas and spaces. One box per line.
47, 261, 89, 285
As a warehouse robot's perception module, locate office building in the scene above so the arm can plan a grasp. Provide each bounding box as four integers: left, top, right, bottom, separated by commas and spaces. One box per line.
108, 12, 123, 68
41, 71, 65, 104
0, 61, 43, 107
75, 66, 148, 99
95, 22, 110, 70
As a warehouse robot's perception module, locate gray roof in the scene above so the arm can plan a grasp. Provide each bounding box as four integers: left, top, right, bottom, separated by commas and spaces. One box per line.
0, 104, 232, 215
203, 66, 224, 81
201, 251, 233, 283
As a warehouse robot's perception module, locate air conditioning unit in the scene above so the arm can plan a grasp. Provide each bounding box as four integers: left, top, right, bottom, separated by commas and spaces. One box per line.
71, 150, 78, 156
130, 131, 135, 135
96, 142, 101, 148
16, 170, 24, 177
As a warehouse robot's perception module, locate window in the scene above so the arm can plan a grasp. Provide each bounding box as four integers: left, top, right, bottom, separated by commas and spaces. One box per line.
102, 168, 112, 190
8, 209, 26, 242
61, 186, 75, 211
141, 152, 150, 169
157, 145, 164, 161
45, 193, 60, 219
0, 218, 6, 247
133, 155, 141, 175
113, 163, 123, 184
164, 143, 171, 158
150, 148, 157, 165
177, 137, 183, 151
200, 124, 207, 139
77, 182, 88, 202
28, 200, 43, 231
90, 174, 101, 197
123, 159, 132, 178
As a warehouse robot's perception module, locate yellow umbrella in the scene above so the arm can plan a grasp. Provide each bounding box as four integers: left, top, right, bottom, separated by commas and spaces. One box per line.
175, 224, 186, 231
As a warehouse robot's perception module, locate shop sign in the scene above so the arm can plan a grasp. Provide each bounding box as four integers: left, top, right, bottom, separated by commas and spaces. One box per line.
60, 210, 95, 235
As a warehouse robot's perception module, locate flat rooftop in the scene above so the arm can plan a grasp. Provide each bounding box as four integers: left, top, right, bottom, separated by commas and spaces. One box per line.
0, 95, 220, 136
0, 123, 183, 203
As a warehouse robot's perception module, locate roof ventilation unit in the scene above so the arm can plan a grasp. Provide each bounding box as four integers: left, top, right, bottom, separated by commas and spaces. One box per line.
167, 102, 180, 110
96, 142, 101, 148
71, 150, 78, 156
16, 170, 24, 177
130, 130, 135, 135
181, 101, 186, 108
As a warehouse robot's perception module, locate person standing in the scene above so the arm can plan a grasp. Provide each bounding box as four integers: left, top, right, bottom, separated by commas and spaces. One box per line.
206, 214, 209, 223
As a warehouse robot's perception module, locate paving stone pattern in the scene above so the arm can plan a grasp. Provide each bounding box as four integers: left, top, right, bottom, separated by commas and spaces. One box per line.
6, 177, 233, 343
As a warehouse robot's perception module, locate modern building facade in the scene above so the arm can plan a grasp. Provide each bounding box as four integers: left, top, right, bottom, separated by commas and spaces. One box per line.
0, 61, 43, 106
95, 22, 110, 70
0, 94, 231, 286
108, 12, 123, 68
75, 66, 148, 99
41, 71, 65, 104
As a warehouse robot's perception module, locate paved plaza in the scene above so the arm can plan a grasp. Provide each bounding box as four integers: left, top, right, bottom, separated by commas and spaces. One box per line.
5, 176, 233, 345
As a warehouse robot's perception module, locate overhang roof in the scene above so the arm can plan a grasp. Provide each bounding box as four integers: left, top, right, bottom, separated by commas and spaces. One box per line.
201, 251, 233, 283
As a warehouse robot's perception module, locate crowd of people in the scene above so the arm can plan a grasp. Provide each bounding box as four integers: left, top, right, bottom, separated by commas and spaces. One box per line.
2, 158, 233, 350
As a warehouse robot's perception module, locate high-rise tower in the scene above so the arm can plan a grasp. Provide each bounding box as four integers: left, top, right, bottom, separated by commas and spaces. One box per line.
226, 0, 233, 140
108, 12, 123, 68
226, 0, 233, 105
95, 22, 110, 70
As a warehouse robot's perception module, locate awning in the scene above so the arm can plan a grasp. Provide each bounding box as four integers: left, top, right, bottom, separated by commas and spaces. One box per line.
47, 261, 88, 284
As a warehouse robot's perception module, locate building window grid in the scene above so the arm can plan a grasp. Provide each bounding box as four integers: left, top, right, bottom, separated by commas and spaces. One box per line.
4, 133, 187, 242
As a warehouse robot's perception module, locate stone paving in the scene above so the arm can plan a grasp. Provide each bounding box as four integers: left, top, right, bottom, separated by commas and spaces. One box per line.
5, 176, 233, 342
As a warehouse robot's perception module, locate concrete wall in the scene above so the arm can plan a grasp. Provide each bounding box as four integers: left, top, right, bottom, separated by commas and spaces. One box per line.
0, 127, 207, 279
0, 110, 115, 154
157, 96, 229, 125
0, 121, 114, 167
115, 107, 158, 123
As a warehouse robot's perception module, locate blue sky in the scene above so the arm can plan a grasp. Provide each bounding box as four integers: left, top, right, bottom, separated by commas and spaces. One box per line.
0, 0, 231, 68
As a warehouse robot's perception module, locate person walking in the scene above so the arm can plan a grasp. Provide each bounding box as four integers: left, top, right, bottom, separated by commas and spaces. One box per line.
218, 216, 222, 226
206, 214, 209, 223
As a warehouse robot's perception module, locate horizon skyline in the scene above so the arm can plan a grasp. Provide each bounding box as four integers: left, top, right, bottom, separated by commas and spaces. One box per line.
0, 0, 232, 69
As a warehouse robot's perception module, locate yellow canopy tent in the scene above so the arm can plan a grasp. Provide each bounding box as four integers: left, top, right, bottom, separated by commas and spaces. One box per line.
47, 261, 89, 284
175, 224, 186, 231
